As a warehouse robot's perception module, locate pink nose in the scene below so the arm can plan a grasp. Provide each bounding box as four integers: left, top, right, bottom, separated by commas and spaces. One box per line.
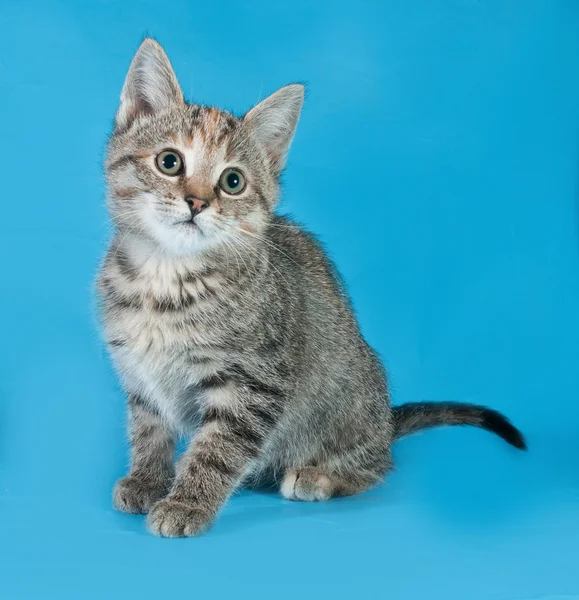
184, 196, 209, 219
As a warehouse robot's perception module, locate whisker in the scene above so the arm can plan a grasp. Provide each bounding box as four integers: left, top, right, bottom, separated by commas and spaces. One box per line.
227, 222, 302, 269
213, 220, 293, 290
210, 221, 260, 283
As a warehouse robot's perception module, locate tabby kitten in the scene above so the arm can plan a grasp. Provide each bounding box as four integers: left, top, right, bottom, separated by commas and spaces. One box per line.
98, 38, 526, 537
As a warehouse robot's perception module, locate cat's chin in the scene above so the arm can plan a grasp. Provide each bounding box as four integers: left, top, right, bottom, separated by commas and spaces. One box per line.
153, 222, 221, 257
132, 210, 211, 257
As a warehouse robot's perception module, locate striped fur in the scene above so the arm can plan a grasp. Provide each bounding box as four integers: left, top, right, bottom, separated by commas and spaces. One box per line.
392, 402, 527, 449
98, 39, 526, 538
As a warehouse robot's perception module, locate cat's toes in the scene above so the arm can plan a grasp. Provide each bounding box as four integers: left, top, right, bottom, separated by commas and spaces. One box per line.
113, 476, 168, 514
147, 499, 214, 538
281, 467, 334, 501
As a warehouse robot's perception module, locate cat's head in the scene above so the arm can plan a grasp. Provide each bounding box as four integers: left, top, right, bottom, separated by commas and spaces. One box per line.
106, 38, 303, 256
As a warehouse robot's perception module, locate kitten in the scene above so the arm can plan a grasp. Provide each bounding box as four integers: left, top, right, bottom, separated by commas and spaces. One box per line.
97, 38, 526, 538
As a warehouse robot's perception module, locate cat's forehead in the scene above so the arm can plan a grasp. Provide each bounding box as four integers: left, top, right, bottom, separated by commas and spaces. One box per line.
184, 105, 239, 147
121, 104, 242, 156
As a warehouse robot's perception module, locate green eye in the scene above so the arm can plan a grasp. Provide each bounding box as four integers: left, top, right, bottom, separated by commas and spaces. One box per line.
219, 168, 246, 195
155, 150, 183, 176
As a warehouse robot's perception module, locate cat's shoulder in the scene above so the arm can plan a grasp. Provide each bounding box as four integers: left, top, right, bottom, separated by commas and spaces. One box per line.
268, 214, 321, 250
267, 214, 336, 272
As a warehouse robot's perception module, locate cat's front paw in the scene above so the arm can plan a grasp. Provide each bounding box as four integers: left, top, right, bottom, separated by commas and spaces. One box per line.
113, 476, 169, 514
147, 499, 214, 537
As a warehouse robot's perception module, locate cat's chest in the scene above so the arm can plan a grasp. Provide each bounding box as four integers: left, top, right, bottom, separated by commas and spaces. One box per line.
109, 316, 215, 429
109, 302, 212, 355
99, 250, 249, 427
102, 253, 225, 349
103, 287, 222, 429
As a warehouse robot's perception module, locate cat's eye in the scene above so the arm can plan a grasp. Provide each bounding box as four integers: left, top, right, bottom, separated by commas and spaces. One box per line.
219, 168, 246, 195
155, 150, 184, 176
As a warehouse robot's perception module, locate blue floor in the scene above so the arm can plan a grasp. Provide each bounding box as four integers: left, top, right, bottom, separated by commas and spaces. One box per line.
1, 1, 579, 598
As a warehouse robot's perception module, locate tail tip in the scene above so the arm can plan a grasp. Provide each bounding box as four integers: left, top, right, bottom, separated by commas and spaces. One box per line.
482, 409, 527, 451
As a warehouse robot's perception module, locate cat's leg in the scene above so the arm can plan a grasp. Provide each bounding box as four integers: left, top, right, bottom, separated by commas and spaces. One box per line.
279, 411, 393, 502
147, 374, 282, 537
280, 438, 393, 502
280, 466, 382, 501
113, 394, 176, 514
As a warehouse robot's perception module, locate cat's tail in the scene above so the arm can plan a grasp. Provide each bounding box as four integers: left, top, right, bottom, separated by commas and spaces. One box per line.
391, 402, 527, 450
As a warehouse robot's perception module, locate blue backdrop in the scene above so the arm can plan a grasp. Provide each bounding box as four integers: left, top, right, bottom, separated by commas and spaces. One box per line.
1, 1, 578, 598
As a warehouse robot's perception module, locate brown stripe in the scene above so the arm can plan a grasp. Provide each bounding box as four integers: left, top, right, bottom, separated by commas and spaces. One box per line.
202, 407, 264, 454
198, 372, 229, 390
108, 155, 135, 171
195, 451, 237, 478
114, 187, 140, 199
228, 364, 285, 400
116, 249, 138, 281
106, 289, 141, 310
150, 294, 196, 312
246, 403, 281, 428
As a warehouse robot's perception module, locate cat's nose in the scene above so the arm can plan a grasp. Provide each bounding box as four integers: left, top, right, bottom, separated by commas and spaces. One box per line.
184, 196, 209, 219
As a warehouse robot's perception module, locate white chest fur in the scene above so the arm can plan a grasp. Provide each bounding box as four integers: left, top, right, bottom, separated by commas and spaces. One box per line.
108, 314, 213, 430
101, 247, 223, 431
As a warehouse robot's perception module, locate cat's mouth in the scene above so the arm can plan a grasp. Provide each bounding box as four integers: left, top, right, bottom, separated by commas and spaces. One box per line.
179, 218, 204, 236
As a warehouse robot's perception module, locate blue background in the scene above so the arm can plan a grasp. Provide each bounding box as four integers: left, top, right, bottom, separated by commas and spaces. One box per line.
1, 0, 578, 598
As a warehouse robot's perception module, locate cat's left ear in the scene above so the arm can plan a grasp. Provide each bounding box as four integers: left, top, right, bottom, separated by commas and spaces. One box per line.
115, 37, 184, 131
243, 84, 304, 174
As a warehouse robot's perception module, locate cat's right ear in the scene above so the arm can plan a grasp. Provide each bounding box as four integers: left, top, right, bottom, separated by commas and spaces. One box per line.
115, 38, 184, 131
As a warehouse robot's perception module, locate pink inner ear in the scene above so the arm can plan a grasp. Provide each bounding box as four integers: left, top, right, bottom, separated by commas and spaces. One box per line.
120, 95, 155, 126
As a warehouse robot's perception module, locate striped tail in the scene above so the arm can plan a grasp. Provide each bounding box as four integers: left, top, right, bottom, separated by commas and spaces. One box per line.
392, 402, 527, 450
